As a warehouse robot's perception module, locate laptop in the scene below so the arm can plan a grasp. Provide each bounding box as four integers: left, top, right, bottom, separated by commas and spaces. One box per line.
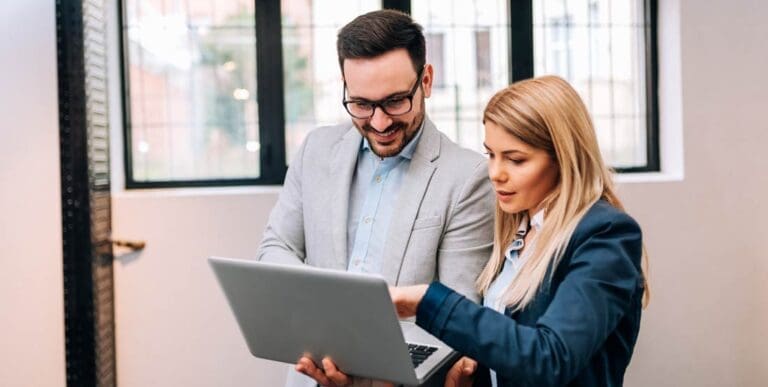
208, 256, 459, 386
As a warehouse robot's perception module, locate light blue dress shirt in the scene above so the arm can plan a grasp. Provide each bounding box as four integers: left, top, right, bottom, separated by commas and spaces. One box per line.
346, 124, 425, 274
483, 209, 544, 387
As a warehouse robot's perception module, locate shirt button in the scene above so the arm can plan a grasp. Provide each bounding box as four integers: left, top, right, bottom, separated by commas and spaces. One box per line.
375, 175, 382, 183
364, 216, 372, 224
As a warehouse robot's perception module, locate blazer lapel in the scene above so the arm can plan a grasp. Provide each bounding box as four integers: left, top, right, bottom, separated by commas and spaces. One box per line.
329, 127, 362, 270
380, 118, 441, 284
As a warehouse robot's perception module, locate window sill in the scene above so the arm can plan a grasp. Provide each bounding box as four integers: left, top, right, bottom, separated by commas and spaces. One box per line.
112, 185, 283, 199
615, 170, 683, 184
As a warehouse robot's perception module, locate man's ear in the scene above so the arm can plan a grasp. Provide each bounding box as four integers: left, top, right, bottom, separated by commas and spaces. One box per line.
421, 63, 435, 98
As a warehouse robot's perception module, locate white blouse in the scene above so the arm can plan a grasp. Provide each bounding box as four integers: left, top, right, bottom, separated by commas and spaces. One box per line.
482, 209, 544, 387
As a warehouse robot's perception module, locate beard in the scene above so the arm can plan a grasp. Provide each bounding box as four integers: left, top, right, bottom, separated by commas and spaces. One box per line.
357, 109, 424, 158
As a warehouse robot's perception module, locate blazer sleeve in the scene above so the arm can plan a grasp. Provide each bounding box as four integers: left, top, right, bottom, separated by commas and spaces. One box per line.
255, 133, 310, 266
417, 211, 643, 386
436, 159, 495, 303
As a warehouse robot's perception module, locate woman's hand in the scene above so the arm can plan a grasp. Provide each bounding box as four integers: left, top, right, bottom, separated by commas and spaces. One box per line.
388, 284, 429, 318
295, 356, 352, 387
444, 357, 477, 387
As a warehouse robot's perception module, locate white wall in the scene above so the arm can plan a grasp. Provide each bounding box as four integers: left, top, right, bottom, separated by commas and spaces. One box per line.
622, 0, 768, 385
0, 1, 66, 387
105, 0, 768, 387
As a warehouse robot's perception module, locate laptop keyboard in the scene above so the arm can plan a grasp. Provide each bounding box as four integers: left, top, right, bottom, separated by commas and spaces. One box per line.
407, 343, 438, 368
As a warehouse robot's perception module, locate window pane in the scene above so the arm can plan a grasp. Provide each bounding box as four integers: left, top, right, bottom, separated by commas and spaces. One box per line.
124, 0, 259, 182
475, 30, 492, 88
534, 0, 649, 169
426, 32, 446, 88
412, 0, 510, 153
281, 0, 381, 163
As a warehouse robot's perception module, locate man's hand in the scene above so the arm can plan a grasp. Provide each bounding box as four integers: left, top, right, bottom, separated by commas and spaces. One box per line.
444, 357, 477, 387
295, 356, 352, 387
388, 284, 429, 318
295, 356, 396, 387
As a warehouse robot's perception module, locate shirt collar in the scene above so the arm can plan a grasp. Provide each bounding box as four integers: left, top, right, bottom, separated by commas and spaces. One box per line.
529, 208, 545, 231
513, 208, 544, 235
361, 119, 425, 160
507, 208, 545, 255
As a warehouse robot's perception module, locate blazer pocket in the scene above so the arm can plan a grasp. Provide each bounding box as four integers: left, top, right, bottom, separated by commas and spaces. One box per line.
412, 215, 443, 230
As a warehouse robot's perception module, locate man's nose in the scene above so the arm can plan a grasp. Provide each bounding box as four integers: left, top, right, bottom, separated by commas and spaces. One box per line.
368, 106, 393, 132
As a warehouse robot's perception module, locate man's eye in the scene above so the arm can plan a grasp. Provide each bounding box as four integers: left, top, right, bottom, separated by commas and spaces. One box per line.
352, 101, 374, 109
383, 97, 408, 107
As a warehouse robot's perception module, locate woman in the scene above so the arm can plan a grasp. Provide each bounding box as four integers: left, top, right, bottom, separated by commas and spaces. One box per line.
389, 75, 649, 387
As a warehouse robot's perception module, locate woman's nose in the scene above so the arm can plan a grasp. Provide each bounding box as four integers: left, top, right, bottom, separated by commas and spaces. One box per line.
488, 159, 506, 183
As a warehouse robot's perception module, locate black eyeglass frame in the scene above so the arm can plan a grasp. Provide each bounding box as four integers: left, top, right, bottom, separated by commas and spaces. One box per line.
342, 66, 425, 119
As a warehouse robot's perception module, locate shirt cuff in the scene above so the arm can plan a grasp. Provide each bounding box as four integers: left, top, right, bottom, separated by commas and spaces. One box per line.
416, 281, 456, 334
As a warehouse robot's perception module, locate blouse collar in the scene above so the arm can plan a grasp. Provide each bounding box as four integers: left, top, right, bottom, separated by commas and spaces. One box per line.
529, 208, 545, 231
508, 208, 546, 253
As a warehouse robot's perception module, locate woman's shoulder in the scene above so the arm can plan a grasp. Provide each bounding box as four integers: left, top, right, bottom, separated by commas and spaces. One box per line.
569, 199, 642, 251
579, 199, 639, 231
551, 199, 644, 288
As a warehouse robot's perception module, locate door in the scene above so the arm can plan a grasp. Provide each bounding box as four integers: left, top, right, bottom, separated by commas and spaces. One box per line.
111, 190, 289, 386
107, 0, 289, 381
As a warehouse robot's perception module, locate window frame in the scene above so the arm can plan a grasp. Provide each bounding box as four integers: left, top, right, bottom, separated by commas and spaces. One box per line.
507, 0, 659, 173
118, 0, 286, 188
118, 0, 659, 189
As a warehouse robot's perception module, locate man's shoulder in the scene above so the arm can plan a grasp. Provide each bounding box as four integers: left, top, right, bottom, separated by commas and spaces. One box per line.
303, 122, 355, 148
441, 136, 485, 163
430, 128, 486, 174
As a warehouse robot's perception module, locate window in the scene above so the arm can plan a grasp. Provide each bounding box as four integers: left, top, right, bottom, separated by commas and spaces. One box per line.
121, 0, 264, 186
425, 32, 446, 88
545, 14, 573, 78
119, 0, 658, 187
281, 0, 380, 163
412, 0, 511, 153
533, 0, 658, 170
475, 29, 492, 88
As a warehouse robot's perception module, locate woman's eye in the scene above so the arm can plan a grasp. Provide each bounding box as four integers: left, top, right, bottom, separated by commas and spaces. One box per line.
509, 159, 525, 165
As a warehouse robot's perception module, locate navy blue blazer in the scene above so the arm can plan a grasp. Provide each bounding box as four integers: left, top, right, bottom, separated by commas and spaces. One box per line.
416, 200, 644, 387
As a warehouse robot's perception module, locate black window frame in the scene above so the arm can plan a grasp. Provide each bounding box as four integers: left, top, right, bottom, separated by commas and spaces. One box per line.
118, 0, 659, 189
118, 0, 286, 188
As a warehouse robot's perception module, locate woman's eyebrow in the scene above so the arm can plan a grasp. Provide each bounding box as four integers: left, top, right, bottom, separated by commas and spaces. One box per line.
483, 143, 526, 155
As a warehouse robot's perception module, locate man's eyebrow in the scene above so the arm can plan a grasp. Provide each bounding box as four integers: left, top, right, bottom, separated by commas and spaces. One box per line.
346, 85, 413, 102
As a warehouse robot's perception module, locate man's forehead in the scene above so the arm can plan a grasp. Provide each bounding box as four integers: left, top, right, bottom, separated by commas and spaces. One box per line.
343, 54, 418, 99
341, 48, 415, 74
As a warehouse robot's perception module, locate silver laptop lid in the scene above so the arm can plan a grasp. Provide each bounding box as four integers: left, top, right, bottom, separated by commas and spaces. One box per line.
209, 257, 423, 385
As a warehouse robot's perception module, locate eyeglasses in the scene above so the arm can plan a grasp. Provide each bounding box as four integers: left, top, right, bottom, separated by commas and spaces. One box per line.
342, 67, 424, 119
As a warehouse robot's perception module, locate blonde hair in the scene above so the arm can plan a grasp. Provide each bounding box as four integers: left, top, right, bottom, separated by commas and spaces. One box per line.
476, 75, 650, 311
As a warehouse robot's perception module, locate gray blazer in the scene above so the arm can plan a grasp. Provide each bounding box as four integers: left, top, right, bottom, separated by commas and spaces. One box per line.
256, 118, 494, 301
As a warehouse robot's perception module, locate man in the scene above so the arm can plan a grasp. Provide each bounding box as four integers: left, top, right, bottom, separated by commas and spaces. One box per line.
257, 9, 494, 386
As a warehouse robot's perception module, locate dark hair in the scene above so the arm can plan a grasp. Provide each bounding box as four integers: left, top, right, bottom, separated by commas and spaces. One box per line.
337, 9, 426, 75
